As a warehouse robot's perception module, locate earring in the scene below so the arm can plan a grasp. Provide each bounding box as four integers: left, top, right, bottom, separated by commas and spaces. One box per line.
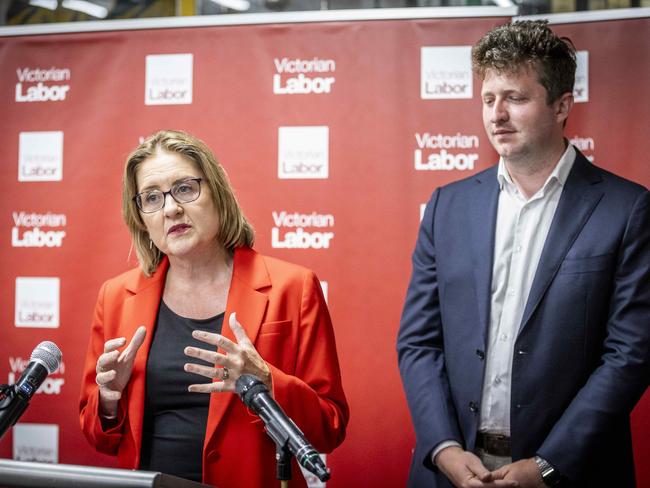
149, 239, 153, 250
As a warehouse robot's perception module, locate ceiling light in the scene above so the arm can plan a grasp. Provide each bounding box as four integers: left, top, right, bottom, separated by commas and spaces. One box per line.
61, 0, 109, 18
28, 0, 58, 10
209, 0, 251, 12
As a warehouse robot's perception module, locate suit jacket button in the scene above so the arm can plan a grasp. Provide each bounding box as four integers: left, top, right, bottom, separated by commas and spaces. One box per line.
469, 401, 478, 412
476, 349, 485, 360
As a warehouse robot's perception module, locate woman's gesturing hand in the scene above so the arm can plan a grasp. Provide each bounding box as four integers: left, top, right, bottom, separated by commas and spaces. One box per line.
184, 313, 272, 394
95, 326, 147, 417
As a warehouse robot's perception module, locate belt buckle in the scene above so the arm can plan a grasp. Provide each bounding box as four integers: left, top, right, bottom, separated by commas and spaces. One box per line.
480, 433, 511, 457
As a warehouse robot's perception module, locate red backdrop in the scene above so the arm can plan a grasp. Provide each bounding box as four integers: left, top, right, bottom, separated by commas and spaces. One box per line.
1, 10, 648, 487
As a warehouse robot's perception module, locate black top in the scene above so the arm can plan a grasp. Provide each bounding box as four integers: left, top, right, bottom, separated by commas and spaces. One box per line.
139, 300, 224, 482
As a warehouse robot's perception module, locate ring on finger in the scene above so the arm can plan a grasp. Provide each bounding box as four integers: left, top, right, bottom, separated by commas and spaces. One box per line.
222, 367, 230, 381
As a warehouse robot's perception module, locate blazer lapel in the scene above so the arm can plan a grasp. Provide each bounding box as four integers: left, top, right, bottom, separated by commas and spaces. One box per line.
469, 167, 500, 346
204, 247, 270, 448
518, 152, 604, 333
122, 258, 168, 461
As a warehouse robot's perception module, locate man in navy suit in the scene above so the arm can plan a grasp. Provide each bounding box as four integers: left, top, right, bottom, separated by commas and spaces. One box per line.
397, 20, 649, 488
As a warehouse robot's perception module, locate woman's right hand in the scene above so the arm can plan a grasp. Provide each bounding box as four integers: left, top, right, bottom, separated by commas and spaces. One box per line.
95, 326, 147, 418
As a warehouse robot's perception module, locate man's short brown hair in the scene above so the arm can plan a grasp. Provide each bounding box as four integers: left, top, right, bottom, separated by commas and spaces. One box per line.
472, 20, 576, 104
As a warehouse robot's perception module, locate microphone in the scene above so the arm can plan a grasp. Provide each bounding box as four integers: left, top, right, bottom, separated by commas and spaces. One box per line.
0, 341, 62, 439
235, 374, 330, 482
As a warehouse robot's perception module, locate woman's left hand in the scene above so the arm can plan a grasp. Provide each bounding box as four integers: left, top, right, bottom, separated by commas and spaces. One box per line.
184, 312, 272, 394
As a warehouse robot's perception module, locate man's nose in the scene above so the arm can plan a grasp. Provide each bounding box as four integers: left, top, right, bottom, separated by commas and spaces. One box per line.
490, 99, 508, 124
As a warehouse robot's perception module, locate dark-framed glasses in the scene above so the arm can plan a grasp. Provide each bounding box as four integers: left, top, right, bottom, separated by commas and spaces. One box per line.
133, 177, 203, 213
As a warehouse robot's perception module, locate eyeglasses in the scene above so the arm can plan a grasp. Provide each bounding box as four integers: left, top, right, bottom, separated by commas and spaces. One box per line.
133, 177, 203, 213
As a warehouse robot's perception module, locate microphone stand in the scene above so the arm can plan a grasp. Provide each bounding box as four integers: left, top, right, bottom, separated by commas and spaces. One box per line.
236, 375, 330, 486
276, 442, 292, 488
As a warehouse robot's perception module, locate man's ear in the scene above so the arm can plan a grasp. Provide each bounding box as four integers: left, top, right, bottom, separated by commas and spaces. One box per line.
556, 91, 574, 125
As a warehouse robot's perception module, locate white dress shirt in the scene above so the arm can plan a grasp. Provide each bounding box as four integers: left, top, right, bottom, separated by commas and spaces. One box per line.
479, 144, 576, 434
432, 144, 576, 463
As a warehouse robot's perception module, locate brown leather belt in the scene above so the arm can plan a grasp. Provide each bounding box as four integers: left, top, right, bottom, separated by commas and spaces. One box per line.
475, 433, 512, 457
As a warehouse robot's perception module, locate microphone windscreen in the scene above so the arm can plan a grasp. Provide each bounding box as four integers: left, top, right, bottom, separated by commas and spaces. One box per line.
30, 341, 62, 374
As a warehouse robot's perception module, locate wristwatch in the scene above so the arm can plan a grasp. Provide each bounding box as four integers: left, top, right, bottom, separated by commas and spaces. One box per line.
534, 455, 562, 487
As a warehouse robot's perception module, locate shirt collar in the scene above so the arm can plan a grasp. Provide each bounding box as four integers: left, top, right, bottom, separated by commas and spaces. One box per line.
497, 143, 576, 193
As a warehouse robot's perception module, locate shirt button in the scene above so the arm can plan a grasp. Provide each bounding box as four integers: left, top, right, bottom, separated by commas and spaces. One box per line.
494, 377, 502, 385
507, 289, 515, 296
469, 401, 478, 413
515, 245, 522, 252
476, 349, 485, 360
500, 333, 508, 342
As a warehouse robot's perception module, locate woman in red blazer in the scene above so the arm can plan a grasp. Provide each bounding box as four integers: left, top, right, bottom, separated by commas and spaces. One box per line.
79, 130, 349, 487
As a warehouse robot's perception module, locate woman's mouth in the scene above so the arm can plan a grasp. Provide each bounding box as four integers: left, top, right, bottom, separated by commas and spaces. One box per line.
168, 224, 190, 235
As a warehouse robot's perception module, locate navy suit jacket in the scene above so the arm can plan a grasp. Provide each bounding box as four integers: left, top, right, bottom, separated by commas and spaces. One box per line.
397, 151, 650, 487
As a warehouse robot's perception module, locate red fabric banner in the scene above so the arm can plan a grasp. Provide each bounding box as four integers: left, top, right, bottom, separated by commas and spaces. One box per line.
0, 12, 648, 487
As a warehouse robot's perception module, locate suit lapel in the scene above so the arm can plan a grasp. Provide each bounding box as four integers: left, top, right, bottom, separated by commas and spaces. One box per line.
518, 153, 604, 333
470, 167, 500, 345
204, 247, 270, 448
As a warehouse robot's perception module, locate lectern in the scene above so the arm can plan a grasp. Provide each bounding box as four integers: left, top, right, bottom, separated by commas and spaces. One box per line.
0, 460, 212, 488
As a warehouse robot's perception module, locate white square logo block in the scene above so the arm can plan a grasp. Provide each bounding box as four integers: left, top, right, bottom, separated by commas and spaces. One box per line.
13, 423, 59, 463
145, 53, 193, 105
278, 126, 329, 179
15, 277, 60, 328
574, 51, 589, 103
319, 281, 328, 303
420, 203, 427, 222
421, 46, 473, 100
18, 131, 63, 182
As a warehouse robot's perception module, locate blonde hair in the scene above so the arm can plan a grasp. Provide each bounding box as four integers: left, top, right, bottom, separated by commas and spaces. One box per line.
122, 130, 254, 276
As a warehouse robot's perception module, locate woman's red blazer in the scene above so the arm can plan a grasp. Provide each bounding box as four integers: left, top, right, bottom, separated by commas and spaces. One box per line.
79, 247, 349, 487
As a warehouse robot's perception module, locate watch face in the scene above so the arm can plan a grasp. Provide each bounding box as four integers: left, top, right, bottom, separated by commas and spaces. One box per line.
535, 456, 561, 486
542, 468, 562, 486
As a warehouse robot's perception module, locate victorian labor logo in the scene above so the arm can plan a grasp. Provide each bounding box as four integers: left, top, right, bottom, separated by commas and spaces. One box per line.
278, 126, 329, 179
18, 131, 63, 182
145, 53, 193, 105
13, 424, 59, 463
421, 46, 472, 99
15, 277, 60, 328
574, 51, 589, 103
